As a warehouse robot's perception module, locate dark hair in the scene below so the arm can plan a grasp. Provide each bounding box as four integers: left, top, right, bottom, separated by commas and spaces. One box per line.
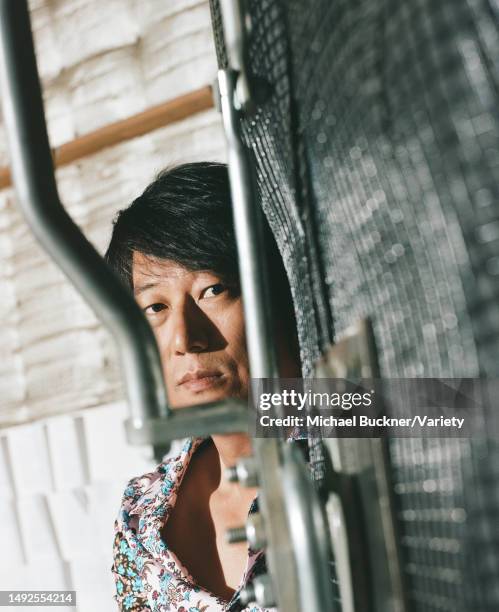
105, 161, 299, 365
105, 162, 239, 288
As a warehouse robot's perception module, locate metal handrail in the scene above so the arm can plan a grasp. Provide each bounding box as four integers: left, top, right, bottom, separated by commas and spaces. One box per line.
0, 2, 337, 610
0, 0, 249, 445
0, 0, 168, 427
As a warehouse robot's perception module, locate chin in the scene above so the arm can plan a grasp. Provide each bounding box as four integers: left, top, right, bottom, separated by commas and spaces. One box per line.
172, 382, 247, 409
171, 389, 227, 409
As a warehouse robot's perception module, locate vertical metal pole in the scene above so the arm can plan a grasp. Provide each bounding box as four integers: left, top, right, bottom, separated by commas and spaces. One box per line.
217, 67, 337, 611
214, 1, 339, 605
217, 70, 279, 381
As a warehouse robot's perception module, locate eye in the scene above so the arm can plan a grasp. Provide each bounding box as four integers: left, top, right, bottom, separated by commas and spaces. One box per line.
201, 283, 227, 299
144, 303, 167, 315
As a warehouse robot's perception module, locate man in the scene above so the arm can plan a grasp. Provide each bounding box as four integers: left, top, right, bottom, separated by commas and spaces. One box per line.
106, 162, 301, 611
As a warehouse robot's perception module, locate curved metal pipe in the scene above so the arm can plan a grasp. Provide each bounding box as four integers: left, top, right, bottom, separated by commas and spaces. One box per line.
0, 0, 169, 425
282, 443, 338, 612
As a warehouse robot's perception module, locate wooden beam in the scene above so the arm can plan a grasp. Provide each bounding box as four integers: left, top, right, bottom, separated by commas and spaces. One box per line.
0, 85, 214, 190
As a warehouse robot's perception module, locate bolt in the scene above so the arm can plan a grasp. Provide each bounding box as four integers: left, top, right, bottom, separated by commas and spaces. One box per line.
254, 575, 276, 607
226, 526, 247, 544
239, 583, 256, 606
246, 512, 266, 550
224, 456, 259, 487
225, 465, 239, 483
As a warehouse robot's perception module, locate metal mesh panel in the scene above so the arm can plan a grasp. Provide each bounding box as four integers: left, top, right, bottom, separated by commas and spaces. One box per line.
210, 0, 333, 378
210, 0, 499, 609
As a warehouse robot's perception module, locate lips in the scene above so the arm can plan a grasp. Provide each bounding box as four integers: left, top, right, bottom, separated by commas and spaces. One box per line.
176, 369, 224, 392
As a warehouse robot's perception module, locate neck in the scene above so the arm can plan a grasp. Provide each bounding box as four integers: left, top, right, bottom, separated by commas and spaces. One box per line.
201, 433, 253, 492
212, 432, 253, 469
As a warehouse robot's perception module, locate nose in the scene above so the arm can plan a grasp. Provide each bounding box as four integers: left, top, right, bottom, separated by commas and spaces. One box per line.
170, 297, 209, 355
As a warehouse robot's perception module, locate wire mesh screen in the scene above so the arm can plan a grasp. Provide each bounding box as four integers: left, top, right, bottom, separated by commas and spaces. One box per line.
210, 0, 499, 610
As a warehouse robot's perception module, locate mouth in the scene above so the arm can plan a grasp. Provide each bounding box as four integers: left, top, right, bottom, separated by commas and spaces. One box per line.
176, 370, 225, 393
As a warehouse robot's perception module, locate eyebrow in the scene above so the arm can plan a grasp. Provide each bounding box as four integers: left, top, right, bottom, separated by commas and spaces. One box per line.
133, 272, 236, 297
133, 282, 158, 296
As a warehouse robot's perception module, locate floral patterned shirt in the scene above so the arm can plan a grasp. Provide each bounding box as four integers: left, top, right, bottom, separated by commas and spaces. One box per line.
112, 436, 274, 612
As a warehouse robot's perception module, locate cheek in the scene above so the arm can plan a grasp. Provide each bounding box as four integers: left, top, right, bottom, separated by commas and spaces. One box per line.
223, 309, 250, 393
148, 326, 174, 385
222, 302, 248, 357
150, 325, 168, 358
214, 301, 250, 384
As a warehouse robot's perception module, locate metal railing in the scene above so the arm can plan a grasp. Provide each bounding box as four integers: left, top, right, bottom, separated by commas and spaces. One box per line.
0, 0, 248, 446
214, 2, 337, 605
0, 0, 336, 610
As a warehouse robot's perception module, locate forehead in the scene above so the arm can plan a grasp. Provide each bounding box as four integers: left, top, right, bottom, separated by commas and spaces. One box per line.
131, 252, 217, 295
132, 251, 190, 282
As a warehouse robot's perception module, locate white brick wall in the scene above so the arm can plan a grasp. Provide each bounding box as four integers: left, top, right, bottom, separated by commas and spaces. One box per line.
0, 0, 226, 426
0, 0, 227, 608
0, 403, 156, 611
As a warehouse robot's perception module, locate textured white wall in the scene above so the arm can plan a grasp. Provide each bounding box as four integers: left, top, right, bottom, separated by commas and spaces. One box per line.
0, 402, 155, 611
0, 0, 226, 426
0, 1, 226, 609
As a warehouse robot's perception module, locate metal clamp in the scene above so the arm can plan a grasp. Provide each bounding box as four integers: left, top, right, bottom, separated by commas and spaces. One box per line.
219, 0, 271, 114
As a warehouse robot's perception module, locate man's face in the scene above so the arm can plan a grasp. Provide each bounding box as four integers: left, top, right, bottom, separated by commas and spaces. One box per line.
132, 251, 249, 408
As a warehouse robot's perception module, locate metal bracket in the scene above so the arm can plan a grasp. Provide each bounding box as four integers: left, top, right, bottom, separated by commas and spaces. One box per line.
315, 319, 409, 612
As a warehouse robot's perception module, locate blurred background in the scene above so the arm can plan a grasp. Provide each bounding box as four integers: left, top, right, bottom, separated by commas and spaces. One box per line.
0, 1, 224, 609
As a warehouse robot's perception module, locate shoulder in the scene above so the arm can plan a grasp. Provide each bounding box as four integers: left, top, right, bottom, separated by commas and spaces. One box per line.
116, 437, 205, 528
